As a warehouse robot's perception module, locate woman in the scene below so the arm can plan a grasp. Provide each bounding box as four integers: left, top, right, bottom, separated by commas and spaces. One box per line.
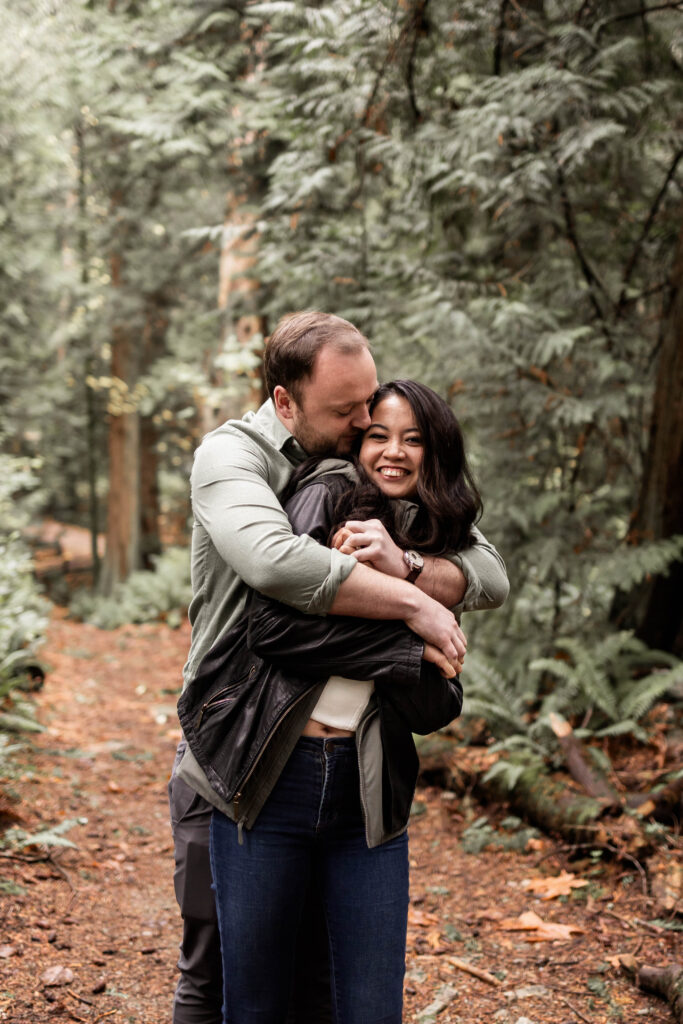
179, 381, 505, 1024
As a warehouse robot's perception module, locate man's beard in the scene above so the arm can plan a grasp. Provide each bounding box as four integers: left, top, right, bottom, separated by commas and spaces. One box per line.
292, 415, 358, 457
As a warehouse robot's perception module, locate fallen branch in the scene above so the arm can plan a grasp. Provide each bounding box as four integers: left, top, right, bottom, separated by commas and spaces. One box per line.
619, 957, 683, 1022
67, 990, 94, 1007
446, 955, 502, 986
631, 776, 683, 825
417, 735, 652, 859
548, 713, 620, 807
638, 965, 683, 1022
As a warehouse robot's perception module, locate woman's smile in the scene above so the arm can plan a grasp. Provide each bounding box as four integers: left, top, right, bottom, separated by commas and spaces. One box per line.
359, 395, 424, 499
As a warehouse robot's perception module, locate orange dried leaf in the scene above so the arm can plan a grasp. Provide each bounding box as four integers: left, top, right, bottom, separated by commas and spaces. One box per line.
408, 908, 439, 928
521, 871, 589, 900
499, 910, 545, 931
499, 910, 585, 942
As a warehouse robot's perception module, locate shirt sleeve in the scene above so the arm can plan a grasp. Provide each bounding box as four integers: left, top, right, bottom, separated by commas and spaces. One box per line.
447, 525, 510, 616
191, 431, 357, 614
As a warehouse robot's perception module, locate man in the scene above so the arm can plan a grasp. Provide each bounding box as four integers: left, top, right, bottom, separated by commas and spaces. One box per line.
169, 311, 508, 1023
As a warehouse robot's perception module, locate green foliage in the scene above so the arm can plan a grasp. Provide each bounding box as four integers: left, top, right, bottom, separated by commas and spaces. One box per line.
460, 814, 540, 854
463, 630, 681, 764
1, 818, 79, 852
241, 2, 683, 742
70, 546, 191, 629
1, 0, 682, 766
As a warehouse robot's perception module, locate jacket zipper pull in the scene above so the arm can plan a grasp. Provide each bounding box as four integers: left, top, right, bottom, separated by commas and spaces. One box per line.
196, 703, 208, 729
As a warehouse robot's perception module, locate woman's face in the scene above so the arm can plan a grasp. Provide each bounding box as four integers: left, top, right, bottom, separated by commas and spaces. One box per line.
359, 394, 424, 499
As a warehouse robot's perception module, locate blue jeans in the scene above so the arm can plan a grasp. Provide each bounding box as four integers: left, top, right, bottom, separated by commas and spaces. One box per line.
210, 736, 409, 1024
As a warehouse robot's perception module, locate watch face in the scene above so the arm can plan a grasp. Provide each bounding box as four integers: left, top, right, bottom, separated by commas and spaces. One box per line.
405, 550, 424, 571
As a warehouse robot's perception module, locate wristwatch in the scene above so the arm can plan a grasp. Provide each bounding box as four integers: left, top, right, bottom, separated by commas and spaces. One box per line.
403, 549, 424, 584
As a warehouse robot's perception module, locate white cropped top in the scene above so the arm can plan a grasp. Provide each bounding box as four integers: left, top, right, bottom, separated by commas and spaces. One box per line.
309, 676, 375, 731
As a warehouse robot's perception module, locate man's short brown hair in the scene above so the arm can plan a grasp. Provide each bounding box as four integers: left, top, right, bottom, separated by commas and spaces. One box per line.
263, 311, 370, 403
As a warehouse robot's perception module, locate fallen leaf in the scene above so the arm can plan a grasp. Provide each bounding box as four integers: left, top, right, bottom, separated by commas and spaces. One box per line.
476, 908, 503, 922
521, 871, 589, 900
0, 946, 16, 958
609, 953, 639, 974
499, 910, 585, 942
499, 910, 546, 931
41, 966, 74, 987
408, 908, 439, 928
648, 852, 682, 913
107, 781, 122, 793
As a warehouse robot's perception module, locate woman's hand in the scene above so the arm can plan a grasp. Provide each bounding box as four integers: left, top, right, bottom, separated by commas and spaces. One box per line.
332, 519, 407, 577
422, 643, 461, 678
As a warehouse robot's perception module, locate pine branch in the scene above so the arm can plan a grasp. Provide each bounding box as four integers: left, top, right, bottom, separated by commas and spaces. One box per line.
596, 2, 683, 40
617, 148, 683, 313
556, 164, 614, 338
162, 1, 246, 51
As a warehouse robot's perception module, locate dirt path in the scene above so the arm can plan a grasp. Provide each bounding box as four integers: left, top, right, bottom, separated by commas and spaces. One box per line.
0, 612, 677, 1023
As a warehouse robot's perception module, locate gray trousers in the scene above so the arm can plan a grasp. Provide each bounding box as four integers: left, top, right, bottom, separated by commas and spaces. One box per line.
168, 744, 333, 1024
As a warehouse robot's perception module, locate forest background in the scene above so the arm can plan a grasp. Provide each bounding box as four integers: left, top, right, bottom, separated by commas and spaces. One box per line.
1, 0, 683, 807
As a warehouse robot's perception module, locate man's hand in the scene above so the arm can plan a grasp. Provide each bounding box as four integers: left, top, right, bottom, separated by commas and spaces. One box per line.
422, 642, 459, 678
331, 562, 467, 666
333, 519, 406, 577
405, 594, 467, 668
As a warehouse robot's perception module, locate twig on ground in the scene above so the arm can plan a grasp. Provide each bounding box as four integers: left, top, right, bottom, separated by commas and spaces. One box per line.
446, 956, 502, 986
67, 989, 94, 1007
555, 992, 593, 1023
48, 851, 76, 890
603, 842, 648, 896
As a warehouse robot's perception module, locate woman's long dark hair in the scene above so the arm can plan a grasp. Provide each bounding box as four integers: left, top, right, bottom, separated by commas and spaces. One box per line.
284, 380, 483, 555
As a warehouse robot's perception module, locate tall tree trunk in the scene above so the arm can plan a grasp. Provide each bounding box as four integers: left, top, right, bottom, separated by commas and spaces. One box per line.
75, 115, 102, 586
138, 292, 168, 568
613, 221, 683, 655
218, 196, 266, 408
100, 238, 142, 593
200, 190, 266, 433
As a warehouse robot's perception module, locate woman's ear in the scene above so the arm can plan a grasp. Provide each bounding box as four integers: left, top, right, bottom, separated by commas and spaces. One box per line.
273, 385, 296, 422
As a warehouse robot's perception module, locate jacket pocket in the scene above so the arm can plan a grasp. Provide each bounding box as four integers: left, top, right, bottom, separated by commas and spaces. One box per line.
195, 665, 257, 728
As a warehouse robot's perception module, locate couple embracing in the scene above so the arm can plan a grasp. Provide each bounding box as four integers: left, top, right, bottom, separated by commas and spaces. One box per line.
169, 311, 509, 1024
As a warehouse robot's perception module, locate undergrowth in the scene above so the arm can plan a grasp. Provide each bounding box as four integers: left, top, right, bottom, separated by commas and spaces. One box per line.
70, 546, 191, 629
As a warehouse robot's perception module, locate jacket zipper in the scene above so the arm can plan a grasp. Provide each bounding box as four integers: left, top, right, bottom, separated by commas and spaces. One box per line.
196, 665, 256, 729
232, 687, 313, 829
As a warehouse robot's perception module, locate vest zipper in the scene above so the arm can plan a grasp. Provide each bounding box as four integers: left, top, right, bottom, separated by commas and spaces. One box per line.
355, 707, 378, 848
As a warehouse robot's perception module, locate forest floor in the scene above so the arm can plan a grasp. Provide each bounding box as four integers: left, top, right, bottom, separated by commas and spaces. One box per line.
0, 610, 679, 1024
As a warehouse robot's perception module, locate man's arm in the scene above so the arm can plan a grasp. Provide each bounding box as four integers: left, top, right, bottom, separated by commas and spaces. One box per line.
281, 481, 467, 666
334, 520, 509, 613
194, 435, 465, 663
191, 430, 356, 614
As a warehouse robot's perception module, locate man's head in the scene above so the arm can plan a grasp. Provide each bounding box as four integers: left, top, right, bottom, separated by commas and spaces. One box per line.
265, 311, 378, 455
